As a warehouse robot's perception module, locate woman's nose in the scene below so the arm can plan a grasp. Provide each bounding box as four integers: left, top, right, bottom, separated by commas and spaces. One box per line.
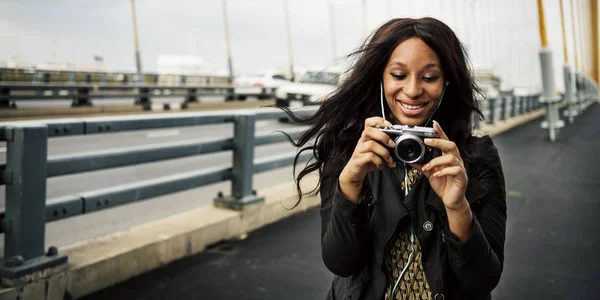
403, 77, 423, 99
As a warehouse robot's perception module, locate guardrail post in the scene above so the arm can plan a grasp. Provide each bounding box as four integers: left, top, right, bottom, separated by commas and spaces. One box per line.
224, 87, 236, 102
500, 97, 507, 121
0, 125, 67, 282
68, 72, 75, 84
488, 98, 496, 124
214, 113, 264, 210
186, 88, 198, 103
518, 96, 525, 115
538, 48, 564, 142
135, 87, 152, 110
72, 87, 93, 107
510, 97, 517, 117
0, 87, 14, 109
527, 96, 533, 112
562, 65, 575, 123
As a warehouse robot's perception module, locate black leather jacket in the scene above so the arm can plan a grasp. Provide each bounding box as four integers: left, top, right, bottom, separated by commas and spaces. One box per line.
321, 135, 506, 300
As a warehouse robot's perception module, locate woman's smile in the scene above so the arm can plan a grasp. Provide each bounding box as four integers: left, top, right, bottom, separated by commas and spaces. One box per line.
395, 100, 430, 116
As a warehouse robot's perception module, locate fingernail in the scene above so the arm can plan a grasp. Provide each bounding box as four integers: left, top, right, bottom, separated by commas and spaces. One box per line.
433, 171, 441, 177
385, 121, 393, 127
422, 164, 430, 171
388, 140, 395, 147
424, 138, 432, 144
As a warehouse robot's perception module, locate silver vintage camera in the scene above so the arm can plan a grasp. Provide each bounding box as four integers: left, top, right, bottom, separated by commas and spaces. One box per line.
376, 125, 442, 164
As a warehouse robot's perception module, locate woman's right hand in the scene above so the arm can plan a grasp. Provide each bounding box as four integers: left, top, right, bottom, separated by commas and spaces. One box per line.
339, 117, 397, 202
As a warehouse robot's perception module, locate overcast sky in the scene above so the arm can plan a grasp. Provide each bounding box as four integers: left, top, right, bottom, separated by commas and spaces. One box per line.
0, 0, 591, 92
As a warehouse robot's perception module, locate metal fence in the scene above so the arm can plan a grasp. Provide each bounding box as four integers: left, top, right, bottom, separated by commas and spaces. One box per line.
0, 83, 276, 109
0, 107, 312, 279
0, 68, 229, 86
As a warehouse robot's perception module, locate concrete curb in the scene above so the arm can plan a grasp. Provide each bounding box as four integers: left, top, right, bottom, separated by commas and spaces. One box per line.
0, 177, 320, 300
0, 107, 549, 300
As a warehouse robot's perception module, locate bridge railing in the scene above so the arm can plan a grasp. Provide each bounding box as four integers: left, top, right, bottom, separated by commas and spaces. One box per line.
0, 83, 277, 109
0, 68, 229, 86
0, 107, 314, 279
0, 86, 597, 281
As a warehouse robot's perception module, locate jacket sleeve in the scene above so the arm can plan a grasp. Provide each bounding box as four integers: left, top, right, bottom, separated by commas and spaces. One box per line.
320, 178, 372, 277
444, 136, 507, 294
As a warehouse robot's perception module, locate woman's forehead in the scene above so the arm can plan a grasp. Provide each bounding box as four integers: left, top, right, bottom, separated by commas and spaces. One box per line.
387, 38, 441, 69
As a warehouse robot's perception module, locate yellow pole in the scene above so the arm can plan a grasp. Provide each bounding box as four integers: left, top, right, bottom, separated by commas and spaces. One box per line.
571, 0, 579, 70
592, 0, 599, 83
560, 0, 569, 63
537, 0, 549, 47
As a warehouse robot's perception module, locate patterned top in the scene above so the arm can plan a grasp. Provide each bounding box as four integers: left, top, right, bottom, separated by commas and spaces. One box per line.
384, 167, 432, 300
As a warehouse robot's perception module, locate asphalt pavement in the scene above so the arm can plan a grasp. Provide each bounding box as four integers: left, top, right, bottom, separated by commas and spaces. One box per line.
82, 103, 600, 300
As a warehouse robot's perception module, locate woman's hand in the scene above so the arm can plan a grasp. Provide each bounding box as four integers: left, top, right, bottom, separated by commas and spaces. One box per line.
339, 117, 397, 202
411, 121, 469, 211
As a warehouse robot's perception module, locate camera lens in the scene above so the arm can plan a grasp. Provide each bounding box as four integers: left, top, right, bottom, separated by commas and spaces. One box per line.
394, 136, 425, 163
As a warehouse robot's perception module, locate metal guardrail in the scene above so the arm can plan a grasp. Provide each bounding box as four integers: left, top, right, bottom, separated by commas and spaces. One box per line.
0, 83, 277, 109
0, 107, 312, 279
0, 67, 229, 86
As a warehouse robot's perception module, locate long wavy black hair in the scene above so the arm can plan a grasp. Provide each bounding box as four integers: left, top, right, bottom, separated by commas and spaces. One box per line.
280, 17, 484, 206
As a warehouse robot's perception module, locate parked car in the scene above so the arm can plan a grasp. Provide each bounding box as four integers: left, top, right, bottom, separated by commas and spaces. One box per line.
230, 70, 291, 100
275, 67, 345, 107
275, 66, 346, 122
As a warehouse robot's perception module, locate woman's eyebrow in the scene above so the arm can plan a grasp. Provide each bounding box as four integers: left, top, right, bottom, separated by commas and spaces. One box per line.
387, 62, 441, 69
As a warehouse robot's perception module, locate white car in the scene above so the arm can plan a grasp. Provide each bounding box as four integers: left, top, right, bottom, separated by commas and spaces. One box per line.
231, 71, 291, 100
275, 68, 344, 109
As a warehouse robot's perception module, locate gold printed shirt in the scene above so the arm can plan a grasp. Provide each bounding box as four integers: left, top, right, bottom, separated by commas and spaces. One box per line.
384, 167, 432, 300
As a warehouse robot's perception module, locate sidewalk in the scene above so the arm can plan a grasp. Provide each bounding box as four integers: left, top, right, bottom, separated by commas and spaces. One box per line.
81, 103, 600, 300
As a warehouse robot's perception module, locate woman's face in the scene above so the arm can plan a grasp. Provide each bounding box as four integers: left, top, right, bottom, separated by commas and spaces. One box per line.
382, 37, 445, 126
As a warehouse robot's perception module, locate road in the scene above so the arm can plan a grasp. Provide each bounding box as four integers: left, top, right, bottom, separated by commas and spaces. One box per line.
82, 103, 600, 300
0, 116, 308, 251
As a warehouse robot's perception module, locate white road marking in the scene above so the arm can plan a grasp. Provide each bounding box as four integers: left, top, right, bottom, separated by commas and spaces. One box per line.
0, 147, 5, 153
146, 130, 181, 138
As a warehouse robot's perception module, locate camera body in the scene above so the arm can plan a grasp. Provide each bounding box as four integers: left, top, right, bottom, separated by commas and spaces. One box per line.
376, 125, 441, 164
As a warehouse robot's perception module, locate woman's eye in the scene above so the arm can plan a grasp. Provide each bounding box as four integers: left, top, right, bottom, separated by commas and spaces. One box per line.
423, 76, 439, 82
391, 74, 406, 79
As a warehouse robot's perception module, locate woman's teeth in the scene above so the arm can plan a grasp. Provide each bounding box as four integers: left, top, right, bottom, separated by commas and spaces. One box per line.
400, 102, 427, 110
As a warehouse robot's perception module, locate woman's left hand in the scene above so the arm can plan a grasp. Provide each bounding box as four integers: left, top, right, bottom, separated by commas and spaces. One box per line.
411, 121, 468, 211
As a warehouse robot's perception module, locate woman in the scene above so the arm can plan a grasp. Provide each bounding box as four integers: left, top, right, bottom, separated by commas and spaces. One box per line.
282, 18, 506, 300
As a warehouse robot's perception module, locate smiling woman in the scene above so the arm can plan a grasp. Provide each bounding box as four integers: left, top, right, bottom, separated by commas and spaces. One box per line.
279, 17, 507, 300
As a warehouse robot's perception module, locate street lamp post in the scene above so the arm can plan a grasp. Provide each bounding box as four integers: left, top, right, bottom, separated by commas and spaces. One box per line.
283, 0, 295, 81
222, 0, 234, 84
130, 0, 143, 85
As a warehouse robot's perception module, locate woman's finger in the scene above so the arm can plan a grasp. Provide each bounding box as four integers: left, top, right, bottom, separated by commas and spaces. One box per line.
363, 127, 396, 148
424, 138, 460, 156
432, 165, 466, 179
365, 117, 393, 128
422, 153, 461, 172
432, 120, 449, 140
359, 152, 386, 170
360, 140, 396, 166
